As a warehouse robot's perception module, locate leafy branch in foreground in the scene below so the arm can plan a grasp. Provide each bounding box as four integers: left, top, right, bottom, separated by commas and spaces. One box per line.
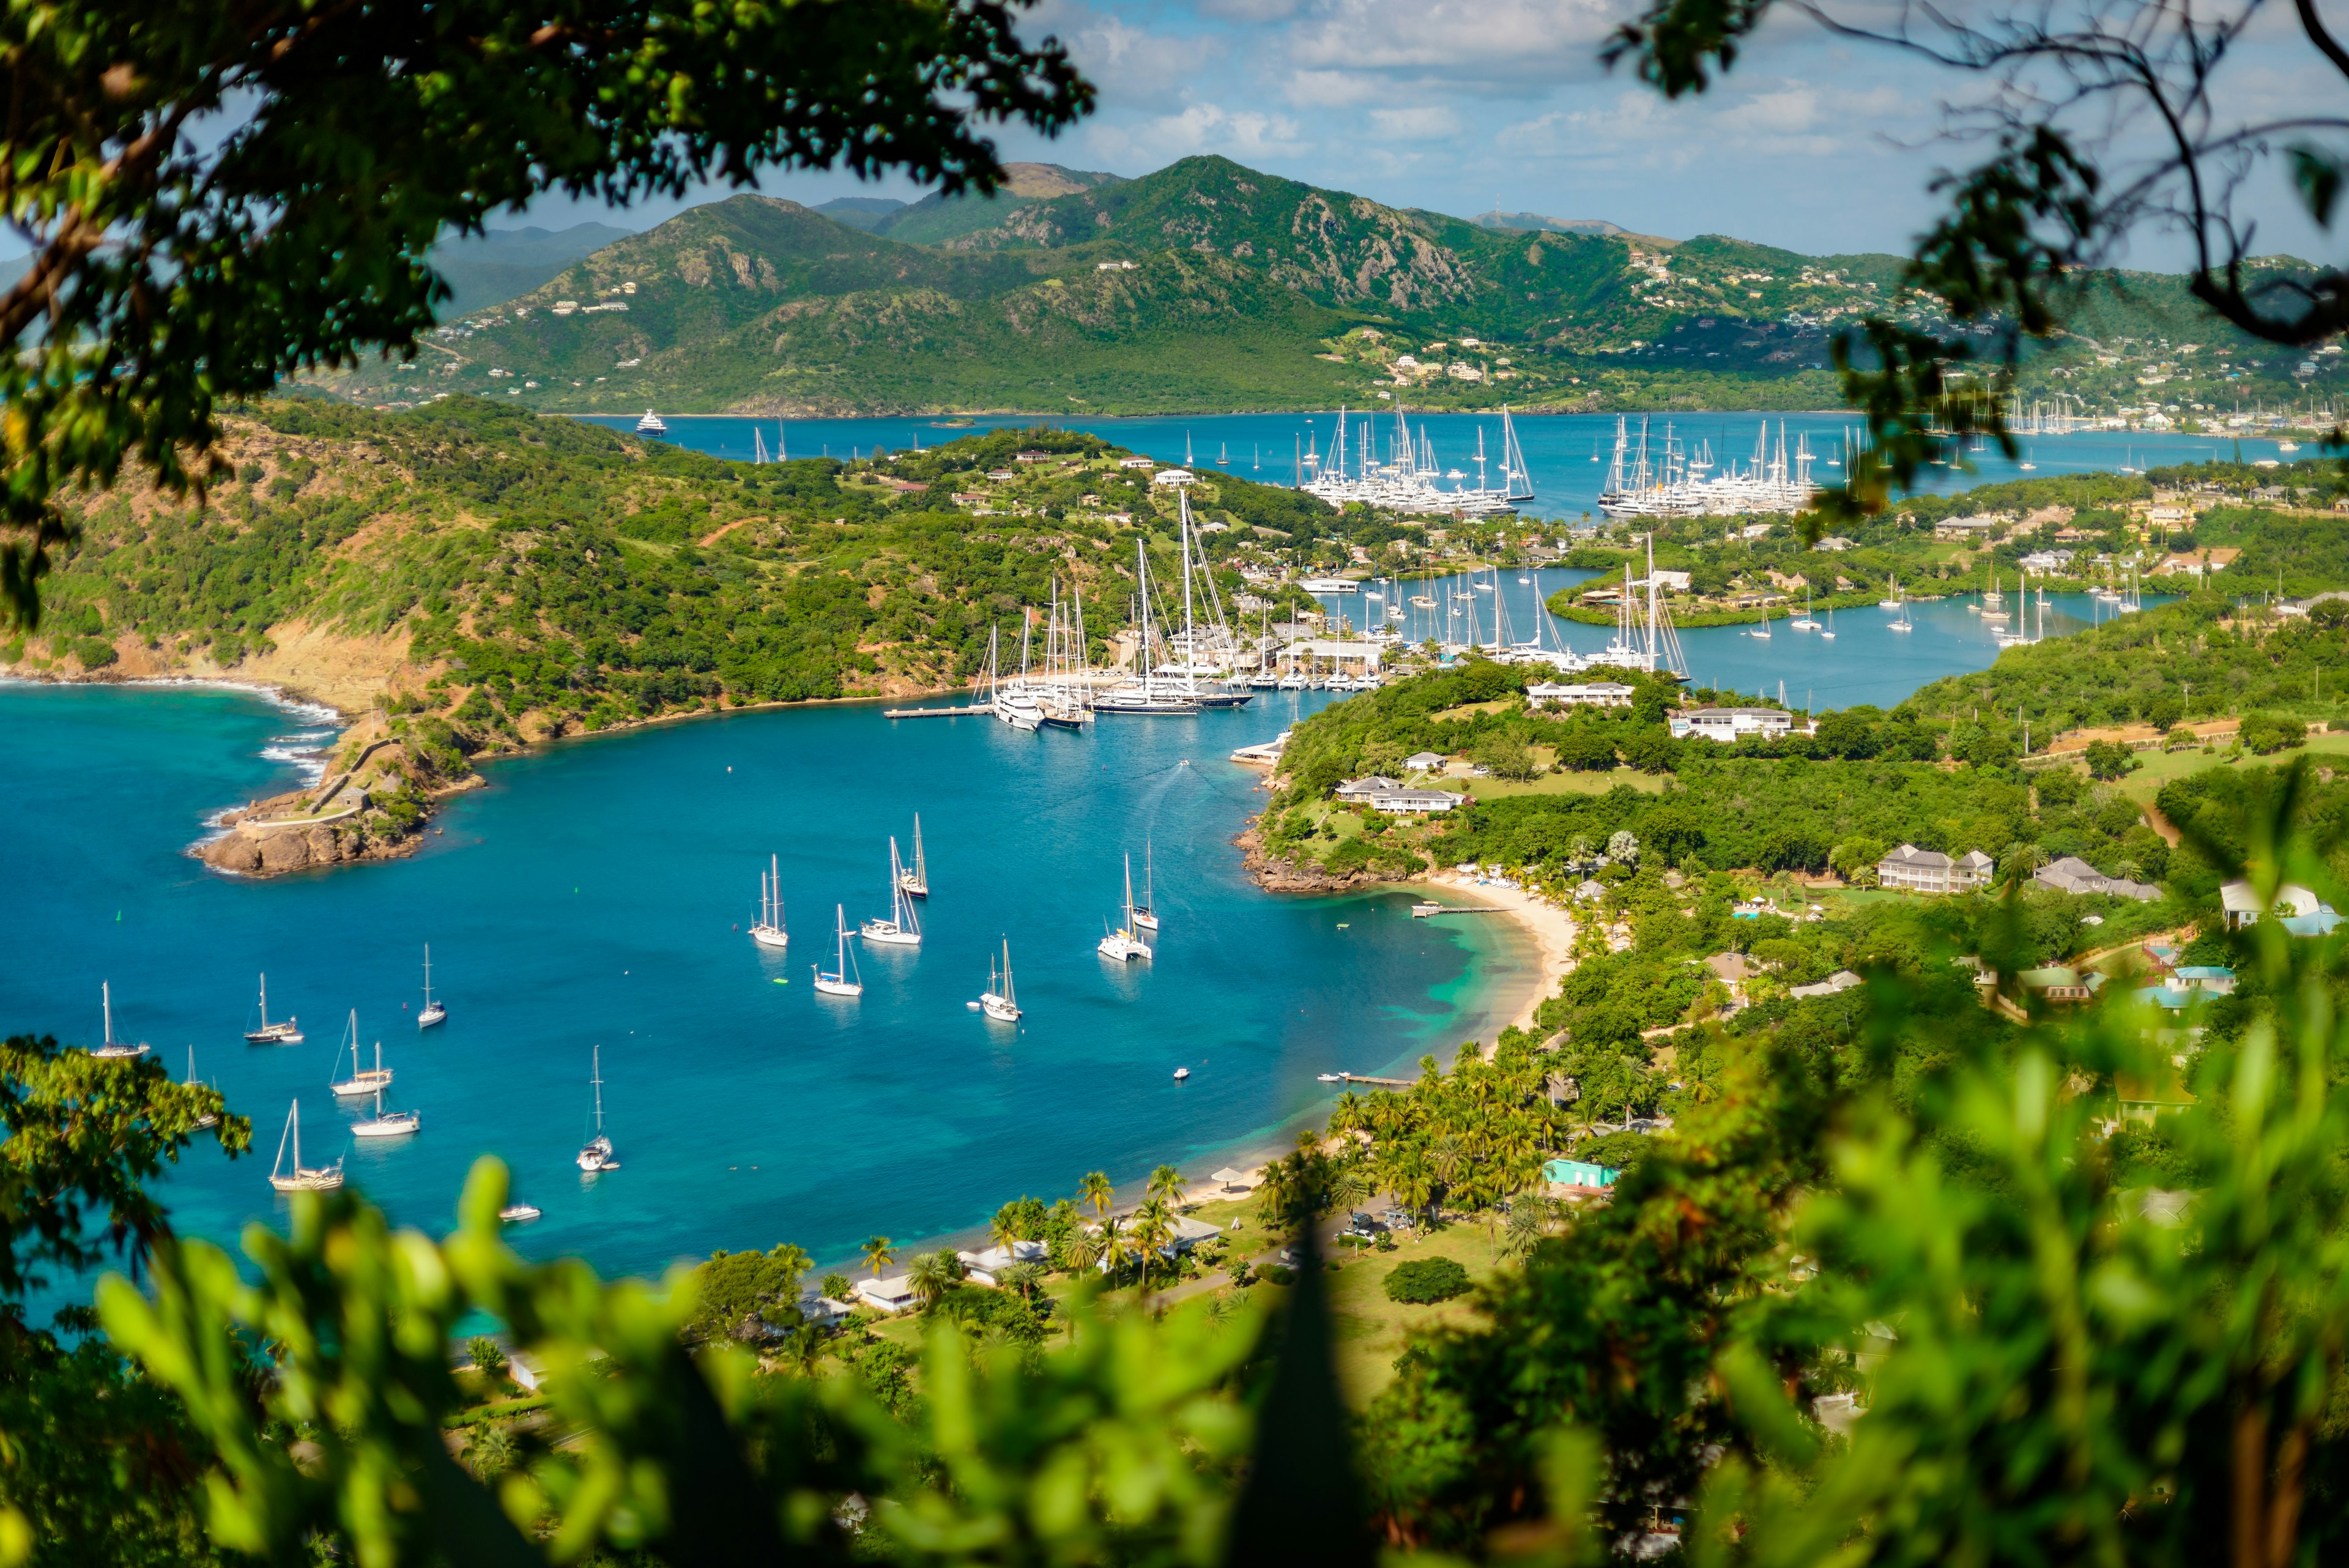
0, 0, 1093, 630
1605, 0, 2349, 529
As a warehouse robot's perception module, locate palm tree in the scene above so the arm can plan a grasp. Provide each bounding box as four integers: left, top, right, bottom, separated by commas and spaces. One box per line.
1132, 1198, 1175, 1290
1146, 1164, 1185, 1206
1099, 1216, 1130, 1283
907, 1249, 963, 1313
1390, 1150, 1438, 1224
1428, 1132, 1471, 1201
1499, 1199, 1549, 1263
990, 1200, 1030, 1251
1327, 1091, 1368, 1140
861, 1236, 895, 1280
1000, 1261, 1045, 1302
780, 1321, 827, 1378
1078, 1169, 1114, 1221
1063, 1225, 1104, 1276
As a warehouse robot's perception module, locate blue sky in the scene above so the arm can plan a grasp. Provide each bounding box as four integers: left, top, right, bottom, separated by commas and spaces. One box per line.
510, 0, 2337, 267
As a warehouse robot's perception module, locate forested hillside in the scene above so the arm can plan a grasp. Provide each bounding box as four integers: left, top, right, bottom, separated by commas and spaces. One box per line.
3, 398, 1316, 748
315, 156, 2337, 418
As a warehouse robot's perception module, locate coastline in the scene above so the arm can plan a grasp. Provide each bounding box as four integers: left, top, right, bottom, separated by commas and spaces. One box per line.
1419, 871, 1573, 1037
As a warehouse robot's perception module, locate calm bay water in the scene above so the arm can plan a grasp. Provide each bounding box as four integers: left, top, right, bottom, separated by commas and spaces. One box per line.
1324, 568, 2169, 710
587, 411, 2259, 527
0, 683, 1535, 1281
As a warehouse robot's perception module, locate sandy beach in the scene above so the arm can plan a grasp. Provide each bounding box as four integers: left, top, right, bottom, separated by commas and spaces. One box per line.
1422, 870, 1577, 1036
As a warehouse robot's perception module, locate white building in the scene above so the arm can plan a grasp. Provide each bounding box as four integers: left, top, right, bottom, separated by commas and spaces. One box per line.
1879, 844, 1995, 894
1152, 467, 1195, 487
1364, 787, 1466, 814
1404, 751, 1449, 773
1529, 681, 1635, 709
1671, 707, 1801, 741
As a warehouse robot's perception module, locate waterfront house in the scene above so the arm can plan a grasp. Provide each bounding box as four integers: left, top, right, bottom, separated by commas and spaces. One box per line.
1152, 467, 1196, 486
1879, 844, 1995, 894
1671, 707, 1803, 742
1364, 787, 1466, 814
1335, 776, 1401, 800
855, 1274, 919, 1313
1527, 680, 1635, 708
1118, 455, 1154, 469
1404, 751, 1449, 773
2033, 855, 2162, 901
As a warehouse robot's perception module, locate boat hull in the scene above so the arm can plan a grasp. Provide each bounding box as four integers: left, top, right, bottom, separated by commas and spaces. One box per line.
859, 921, 920, 946
813, 975, 864, 997
331, 1071, 393, 1099
416, 1005, 447, 1028
245, 1025, 303, 1044
750, 926, 790, 950
352, 1113, 420, 1139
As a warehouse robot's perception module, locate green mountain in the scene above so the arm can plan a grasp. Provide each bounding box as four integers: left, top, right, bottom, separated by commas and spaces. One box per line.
428, 223, 636, 315
319, 155, 2335, 417
809, 196, 906, 233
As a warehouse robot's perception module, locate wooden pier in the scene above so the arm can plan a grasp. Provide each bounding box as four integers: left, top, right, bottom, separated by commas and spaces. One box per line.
881, 705, 992, 719
1336, 1073, 1415, 1088
1411, 904, 1507, 918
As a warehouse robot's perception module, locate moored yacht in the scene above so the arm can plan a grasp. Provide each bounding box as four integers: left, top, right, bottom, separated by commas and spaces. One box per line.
978, 940, 1022, 1022
417, 945, 447, 1028
245, 972, 303, 1044
750, 853, 790, 949
577, 1044, 619, 1172
1097, 854, 1153, 962
634, 409, 668, 436
269, 1101, 344, 1193
91, 981, 150, 1060
814, 905, 864, 997
860, 839, 924, 946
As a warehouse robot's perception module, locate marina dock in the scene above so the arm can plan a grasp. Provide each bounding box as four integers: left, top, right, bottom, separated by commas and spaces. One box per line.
1411, 902, 1507, 918
882, 705, 992, 719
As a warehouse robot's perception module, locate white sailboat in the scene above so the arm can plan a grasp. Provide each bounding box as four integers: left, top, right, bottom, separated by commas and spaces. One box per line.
1748, 606, 1772, 640
899, 816, 929, 898
1097, 855, 1152, 962
860, 839, 923, 946
185, 1046, 220, 1129
978, 940, 1022, 1022
1132, 841, 1160, 932
751, 853, 790, 949
1790, 587, 1820, 631
1879, 574, 1905, 611
822, 907, 869, 992
1890, 600, 1914, 633
351, 1082, 420, 1139
92, 981, 150, 1060
577, 1044, 618, 1172
269, 1100, 344, 1192
418, 945, 447, 1028
1821, 606, 1837, 641
330, 1016, 394, 1098
244, 972, 302, 1044
814, 905, 864, 997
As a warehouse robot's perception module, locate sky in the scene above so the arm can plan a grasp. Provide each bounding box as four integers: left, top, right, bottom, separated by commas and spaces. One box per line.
507, 0, 2340, 267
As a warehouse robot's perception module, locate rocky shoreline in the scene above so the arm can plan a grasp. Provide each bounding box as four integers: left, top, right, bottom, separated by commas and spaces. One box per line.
191, 712, 480, 878
1233, 822, 1420, 893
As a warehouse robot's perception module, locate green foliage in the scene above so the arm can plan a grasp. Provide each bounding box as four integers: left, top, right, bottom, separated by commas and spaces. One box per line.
681, 1243, 811, 1344
1382, 1258, 1471, 1305
0, 0, 1093, 629
465, 1336, 508, 1377
2084, 738, 2140, 779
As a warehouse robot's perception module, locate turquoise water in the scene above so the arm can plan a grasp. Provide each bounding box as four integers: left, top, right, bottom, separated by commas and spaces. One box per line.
1337, 567, 2169, 710
587, 411, 2257, 527
0, 683, 1534, 1280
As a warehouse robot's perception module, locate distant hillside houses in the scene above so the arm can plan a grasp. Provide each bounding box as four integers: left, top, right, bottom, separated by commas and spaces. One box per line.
1670, 707, 1814, 741
2034, 856, 2161, 902
1335, 776, 1466, 814
1879, 844, 1995, 894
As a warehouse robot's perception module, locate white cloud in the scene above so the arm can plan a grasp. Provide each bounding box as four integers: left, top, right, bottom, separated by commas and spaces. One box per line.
1083, 101, 1310, 167
1367, 106, 1463, 141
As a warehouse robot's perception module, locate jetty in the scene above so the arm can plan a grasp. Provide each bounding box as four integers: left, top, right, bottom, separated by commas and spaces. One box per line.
882, 704, 992, 719
1337, 1072, 1415, 1088
1411, 902, 1507, 918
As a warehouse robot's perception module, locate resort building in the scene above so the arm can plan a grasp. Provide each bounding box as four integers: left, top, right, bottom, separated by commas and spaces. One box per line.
1878, 844, 1995, 894
1334, 776, 1400, 800
855, 1274, 919, 1313
1671, 707, 1804, 742
1527, 680, 1636, 708
1362, 787, 1467, 815
1789, 969, 1865, 1000
2033, 856, 2162, 902
1151, 467, 1195, 486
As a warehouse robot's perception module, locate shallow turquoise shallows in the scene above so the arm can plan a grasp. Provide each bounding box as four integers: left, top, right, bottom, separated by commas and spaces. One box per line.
0, 682, 1535, 1282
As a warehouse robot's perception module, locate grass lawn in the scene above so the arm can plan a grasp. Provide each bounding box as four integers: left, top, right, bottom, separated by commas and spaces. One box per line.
2112, 731, 2349, 806
1468, 767, 1666, 800
1319, 1222, 1499, 1404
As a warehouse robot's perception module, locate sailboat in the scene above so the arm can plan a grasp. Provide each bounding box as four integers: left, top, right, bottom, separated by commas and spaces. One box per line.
1132, 841, 1160, 932
185, 1047, 219, 1129
860, 839, 923, 946
1821, 606, 1837, 641
92, 981, 150, 1059
899, 816, 929, 898
1748, 606, 1772, 640
1879, 574, 1905, 611
978, 940, 1022, 1022
814, 905, 864, 997
244, 973, 302, 1044
1890, 600, 1914, 633
330, 1016, 394, 1099
1217, 441, 1230, 468
750, 853, 790, 949
577, 1045, 618, 1172
1790, 587, 1820, 631
1097, 854, 1152, 962
417, 945, 447, 1028
269, 1100, 344, 1192
351, 1080, 420, 1139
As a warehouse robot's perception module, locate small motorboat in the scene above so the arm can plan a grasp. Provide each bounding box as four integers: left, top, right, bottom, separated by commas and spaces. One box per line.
1173, 1067, 1191, 1081
499, 1203, 543, 1224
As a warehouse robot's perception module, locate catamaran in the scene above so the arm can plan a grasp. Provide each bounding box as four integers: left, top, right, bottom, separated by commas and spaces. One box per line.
978, 940, 1022, 1022
577, 1044, 619, 1172
899, 817, 929, 898
92, 981, 150, 1060
1097, 854, 1152, 962
751, 853, 790, 949
417, 945, 447, 1028
1790, 587, 1820, 631
814, 905, 864, 997
244, 973, 303, 1044
860, 839, 923, 946
1132, 841, 1160, 932
330, 1016, 394, 1099
269, 1100, 344, 1192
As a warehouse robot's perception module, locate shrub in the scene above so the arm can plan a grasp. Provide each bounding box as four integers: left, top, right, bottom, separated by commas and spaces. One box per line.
1383, 1256, 1471, 1304
1256, 1264, 1296, 1287
2083, 739, 2140, 780
2240, 713, 2307, 755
